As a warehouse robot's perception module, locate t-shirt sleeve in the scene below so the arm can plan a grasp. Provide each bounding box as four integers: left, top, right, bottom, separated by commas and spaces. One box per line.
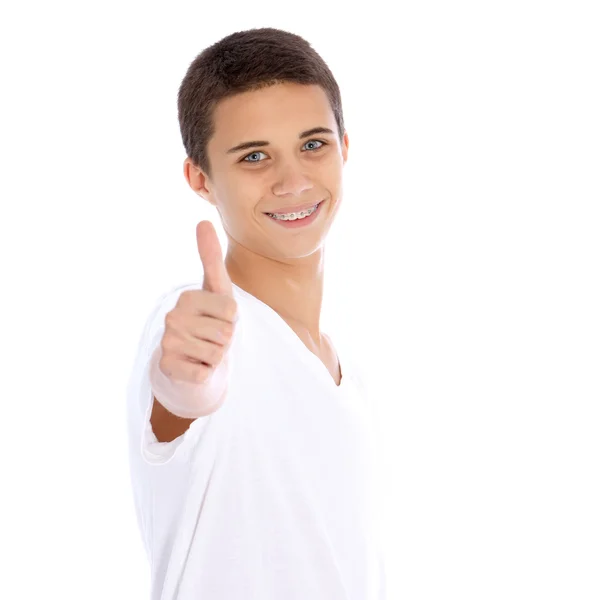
126, 283, 215, 467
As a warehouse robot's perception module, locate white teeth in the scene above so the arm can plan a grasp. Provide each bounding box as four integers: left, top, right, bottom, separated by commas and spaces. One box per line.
268, 204, 319, 220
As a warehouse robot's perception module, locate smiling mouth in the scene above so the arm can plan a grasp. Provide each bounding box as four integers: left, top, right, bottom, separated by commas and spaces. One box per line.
264, 200, 324, 220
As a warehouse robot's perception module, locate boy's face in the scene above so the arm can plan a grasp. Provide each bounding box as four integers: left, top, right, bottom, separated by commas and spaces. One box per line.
184, 82, 349, 261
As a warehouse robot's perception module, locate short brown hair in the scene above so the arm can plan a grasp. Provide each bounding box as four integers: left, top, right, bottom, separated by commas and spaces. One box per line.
177, 27, 345, 179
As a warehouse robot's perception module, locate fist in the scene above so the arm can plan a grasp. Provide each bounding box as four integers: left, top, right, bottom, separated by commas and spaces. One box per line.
158, 220, 238, 385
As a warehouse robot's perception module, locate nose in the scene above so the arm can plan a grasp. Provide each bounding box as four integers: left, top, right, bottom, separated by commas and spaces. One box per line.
271, 158, 314, 198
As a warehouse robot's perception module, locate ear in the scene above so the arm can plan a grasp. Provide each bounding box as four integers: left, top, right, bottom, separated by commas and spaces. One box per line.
183, 157, 217, 207
342, 131, 349, 165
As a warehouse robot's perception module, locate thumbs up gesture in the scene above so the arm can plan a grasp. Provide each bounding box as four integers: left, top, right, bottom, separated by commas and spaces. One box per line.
157, 220, 238, 388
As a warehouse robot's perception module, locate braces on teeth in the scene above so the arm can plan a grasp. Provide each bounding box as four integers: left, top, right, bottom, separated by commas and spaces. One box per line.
267, 204, 319, 221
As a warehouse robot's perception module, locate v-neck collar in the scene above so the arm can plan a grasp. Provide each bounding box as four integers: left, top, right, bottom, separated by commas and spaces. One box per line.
232, 283, 346, 390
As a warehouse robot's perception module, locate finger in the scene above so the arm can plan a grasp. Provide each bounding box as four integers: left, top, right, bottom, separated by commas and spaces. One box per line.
159, 353, 214, 384
173, 337, 226, 369
183, 315, 234, 346
177, 290, 238, 323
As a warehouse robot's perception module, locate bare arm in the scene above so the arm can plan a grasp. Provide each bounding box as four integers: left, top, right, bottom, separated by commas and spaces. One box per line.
150, 396, 197, 443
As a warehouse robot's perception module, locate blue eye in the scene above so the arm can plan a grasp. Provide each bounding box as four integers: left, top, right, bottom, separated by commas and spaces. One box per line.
303, 139, 324, 151
242, 139, 326, 163
243, 150, 267, 163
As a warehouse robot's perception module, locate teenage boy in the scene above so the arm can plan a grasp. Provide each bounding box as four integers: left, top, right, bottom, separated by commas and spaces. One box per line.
127, 27, 386, 599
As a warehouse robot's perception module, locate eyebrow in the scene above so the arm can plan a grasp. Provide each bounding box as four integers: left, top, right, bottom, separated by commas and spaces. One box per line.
226, 126, 335, 154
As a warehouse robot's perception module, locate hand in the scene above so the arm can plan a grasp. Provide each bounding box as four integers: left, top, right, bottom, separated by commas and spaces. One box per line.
158, 220, 238, 385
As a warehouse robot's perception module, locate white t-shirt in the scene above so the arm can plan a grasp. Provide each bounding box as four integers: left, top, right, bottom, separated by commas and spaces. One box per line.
126, 281, 387, 599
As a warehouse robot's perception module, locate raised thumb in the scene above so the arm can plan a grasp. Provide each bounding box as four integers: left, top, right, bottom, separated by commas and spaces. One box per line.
196, 220, 233, 296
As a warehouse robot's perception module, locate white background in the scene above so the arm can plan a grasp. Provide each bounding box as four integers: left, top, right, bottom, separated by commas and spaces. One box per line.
1, 1, 599, 598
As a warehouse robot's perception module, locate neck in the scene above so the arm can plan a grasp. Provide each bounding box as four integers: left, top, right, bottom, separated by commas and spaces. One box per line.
224, 238, 325, 344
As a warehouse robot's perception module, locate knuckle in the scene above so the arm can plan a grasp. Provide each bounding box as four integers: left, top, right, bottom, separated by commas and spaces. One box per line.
161, 333, 177, 353
158, 355, 169, 374
164, 310, 178, 329
158, 355, 176, 379
178, 289, 193, 304
178, 289, 203, 312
